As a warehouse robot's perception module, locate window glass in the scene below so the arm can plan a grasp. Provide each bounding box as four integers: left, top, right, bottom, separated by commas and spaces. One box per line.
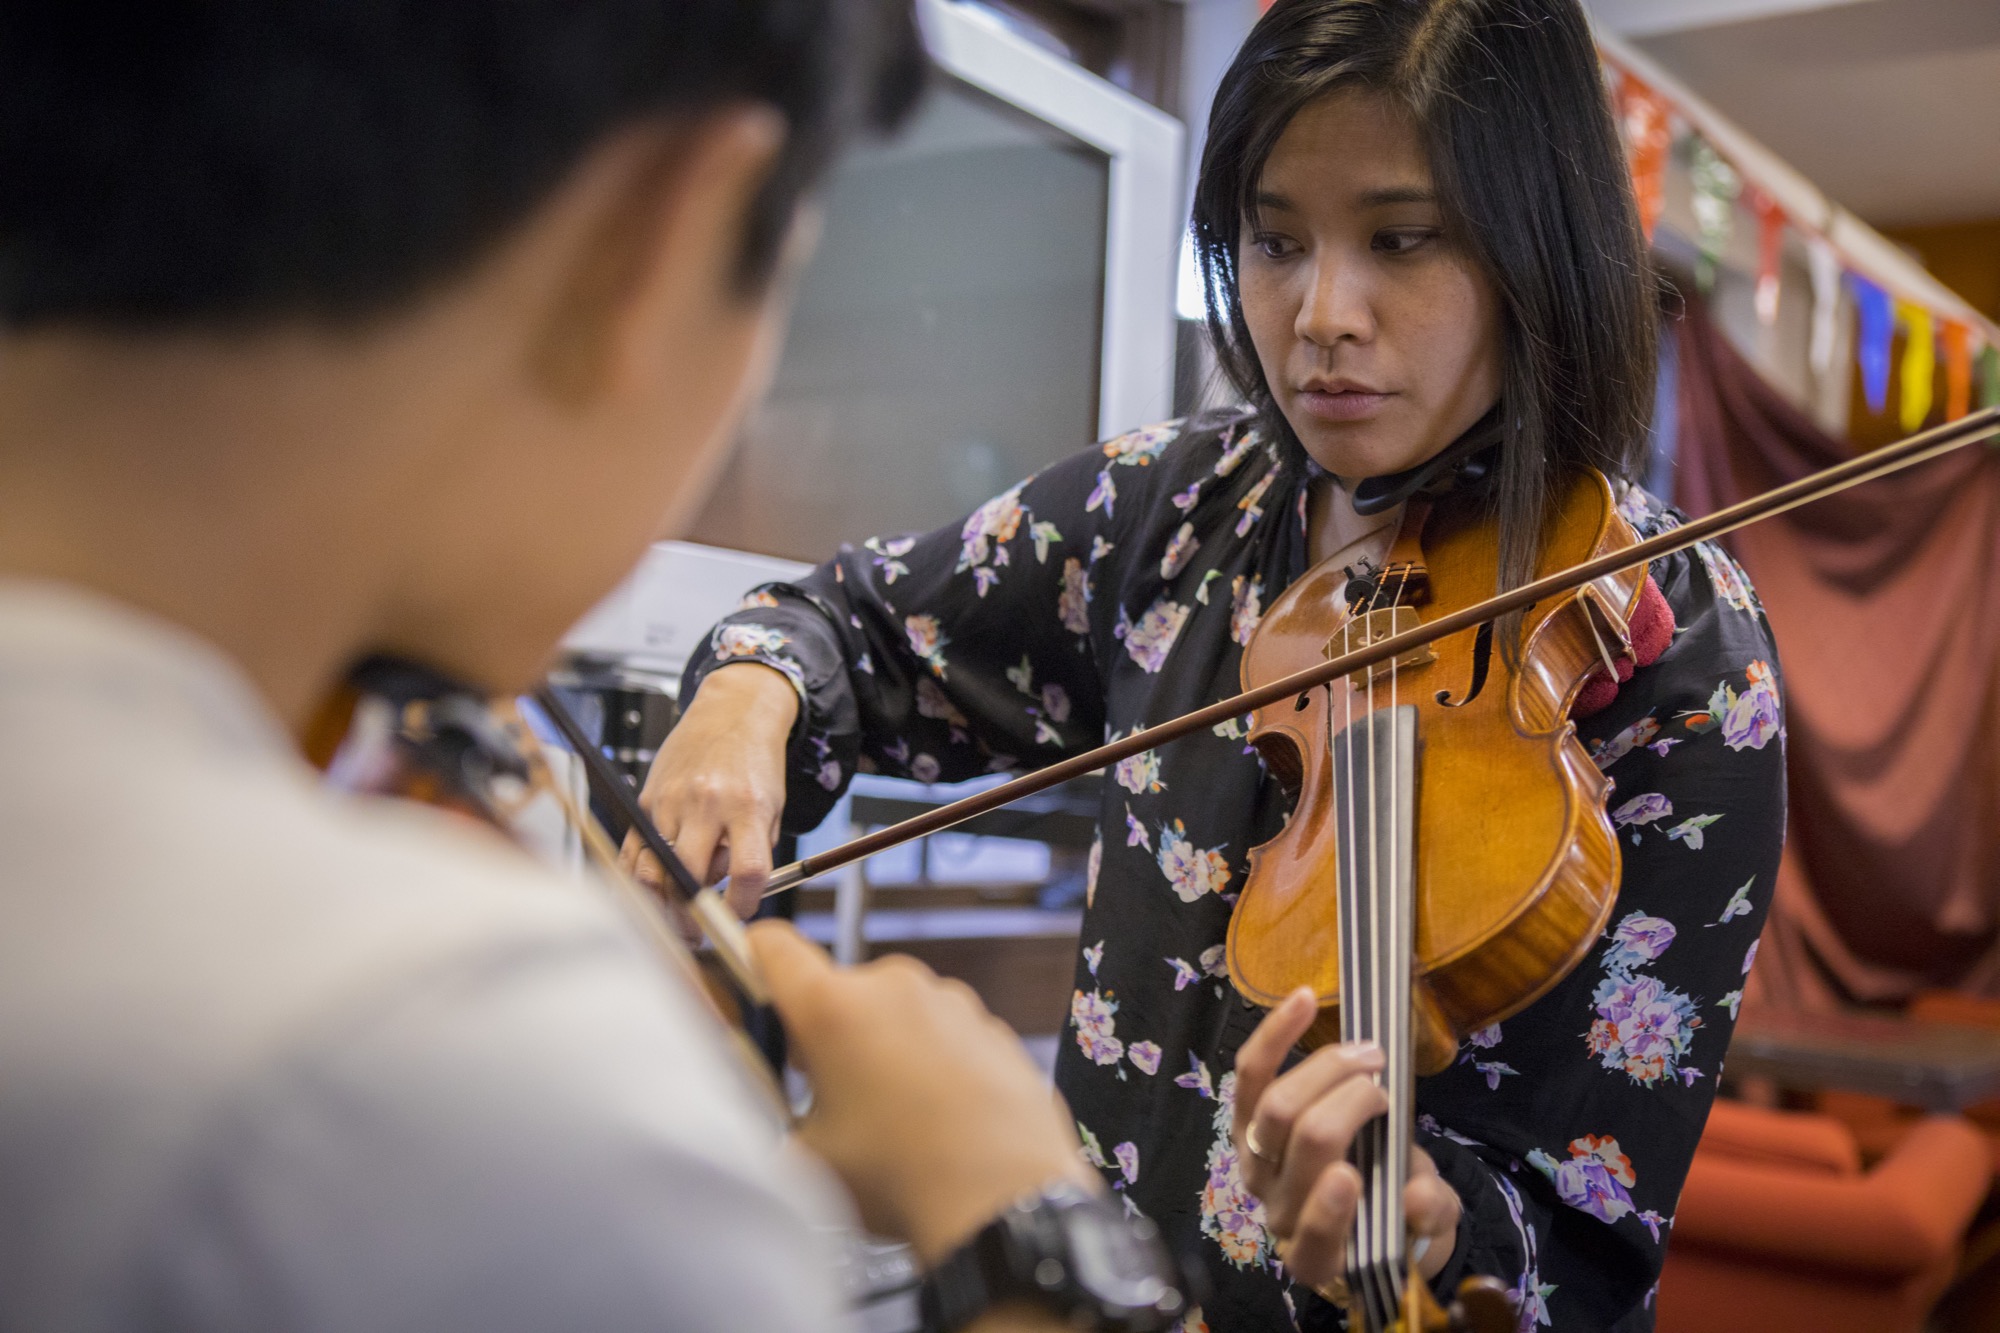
688, 77, 1110, 562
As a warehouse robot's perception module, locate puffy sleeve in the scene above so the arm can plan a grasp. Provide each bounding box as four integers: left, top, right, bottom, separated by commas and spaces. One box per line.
1404, 513, 1786, 1328
679, 422, 1188, 833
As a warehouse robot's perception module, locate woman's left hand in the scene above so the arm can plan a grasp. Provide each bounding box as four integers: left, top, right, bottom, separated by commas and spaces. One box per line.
1233, 988, 1461, 1293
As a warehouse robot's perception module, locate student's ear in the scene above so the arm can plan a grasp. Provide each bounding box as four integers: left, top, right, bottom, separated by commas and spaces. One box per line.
531, 105, 788, 408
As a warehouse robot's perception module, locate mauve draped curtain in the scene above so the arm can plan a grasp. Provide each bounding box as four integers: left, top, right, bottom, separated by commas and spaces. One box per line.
1671, 300, 2000, 1009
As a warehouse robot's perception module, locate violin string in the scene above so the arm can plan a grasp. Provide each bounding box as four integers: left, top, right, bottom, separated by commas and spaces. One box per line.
1365, 591, 1385, 1321
1370, 559, 1414, 1326
1333, 569, 1361, 1303
1337, 575, 1364, 1300
1368, 561, 1395, 1320
1375, 567, 1393, 1319
1333, 548, 1414, 1327
1357, 556, 1401, 1326
1385, 560, 1414, 1319
1381, 559, 1418, 1325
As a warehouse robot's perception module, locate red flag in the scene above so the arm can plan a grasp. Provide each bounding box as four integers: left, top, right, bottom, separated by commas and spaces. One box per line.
1619, 78, 1671, 242
1751, 190, 1785, 327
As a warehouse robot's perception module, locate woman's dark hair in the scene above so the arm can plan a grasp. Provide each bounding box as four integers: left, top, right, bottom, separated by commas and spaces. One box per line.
0, 1, 926, 330
1191, 0, 1657, 633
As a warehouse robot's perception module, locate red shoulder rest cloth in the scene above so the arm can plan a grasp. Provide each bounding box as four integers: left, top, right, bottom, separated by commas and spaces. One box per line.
1571, 574, 1674, 719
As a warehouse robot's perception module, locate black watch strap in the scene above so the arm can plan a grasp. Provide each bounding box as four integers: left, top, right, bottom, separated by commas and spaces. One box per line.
916, 1183, 1193, 1333
918, 1220, 1009, 1332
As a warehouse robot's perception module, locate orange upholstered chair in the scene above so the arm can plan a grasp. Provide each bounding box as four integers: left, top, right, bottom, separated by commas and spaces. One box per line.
1817, 992, 2000, 1176
1654, 1098, 1988, 1333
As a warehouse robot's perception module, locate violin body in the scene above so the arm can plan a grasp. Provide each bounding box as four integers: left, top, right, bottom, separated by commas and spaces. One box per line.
1228, 470, 1645, 1074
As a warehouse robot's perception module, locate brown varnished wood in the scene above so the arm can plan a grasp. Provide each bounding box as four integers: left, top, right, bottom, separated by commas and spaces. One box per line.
1227, 471, 1645, 1075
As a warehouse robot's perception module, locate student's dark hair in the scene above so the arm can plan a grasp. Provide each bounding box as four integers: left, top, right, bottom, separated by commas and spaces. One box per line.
0, 1, 926, 330
1191, 0, 1657, 635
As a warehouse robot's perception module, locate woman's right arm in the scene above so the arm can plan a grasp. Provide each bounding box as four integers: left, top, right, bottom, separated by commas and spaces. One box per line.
627, 422, 1186, 914
625, 658, 800, 915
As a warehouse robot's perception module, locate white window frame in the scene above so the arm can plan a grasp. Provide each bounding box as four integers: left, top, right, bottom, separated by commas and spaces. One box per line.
919, 0, 1185, 439
564, 6, 1187, 672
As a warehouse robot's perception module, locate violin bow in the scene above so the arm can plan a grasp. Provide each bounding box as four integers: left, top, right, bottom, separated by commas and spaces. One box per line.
750, 404, 2000, 899
527, 686, 772, 1009
502, 693, 791, 1113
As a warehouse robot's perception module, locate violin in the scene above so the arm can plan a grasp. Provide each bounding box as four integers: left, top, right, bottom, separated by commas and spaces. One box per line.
313, 656, 787, 1098
740, 405, 1999, 1331
1230, 471, 1642, 1330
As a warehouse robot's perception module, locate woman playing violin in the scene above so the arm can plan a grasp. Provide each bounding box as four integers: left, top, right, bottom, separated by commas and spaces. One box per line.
641, 0, 1785, 1327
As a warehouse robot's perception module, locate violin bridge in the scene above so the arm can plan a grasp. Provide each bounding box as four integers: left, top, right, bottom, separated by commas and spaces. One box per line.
1576, 583, 1633, 679
1328, 605, 1435, 673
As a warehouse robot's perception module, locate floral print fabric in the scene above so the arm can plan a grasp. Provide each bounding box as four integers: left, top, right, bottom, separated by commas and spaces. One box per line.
684, 411, 1785, 1332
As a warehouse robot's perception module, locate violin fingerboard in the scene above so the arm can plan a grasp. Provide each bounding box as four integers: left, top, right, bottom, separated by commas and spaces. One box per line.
1327, 702, 1419, 1331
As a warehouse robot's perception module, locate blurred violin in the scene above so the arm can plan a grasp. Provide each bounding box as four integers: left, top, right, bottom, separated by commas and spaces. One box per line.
311, 656, 785, 1096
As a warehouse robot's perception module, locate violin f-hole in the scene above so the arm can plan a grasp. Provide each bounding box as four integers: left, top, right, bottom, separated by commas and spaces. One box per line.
1435, 622, 1494, 708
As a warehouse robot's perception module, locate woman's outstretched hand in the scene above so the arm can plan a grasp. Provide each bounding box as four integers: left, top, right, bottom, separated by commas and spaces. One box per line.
622, 662, 798, 918
1233, 988, 1461, 1293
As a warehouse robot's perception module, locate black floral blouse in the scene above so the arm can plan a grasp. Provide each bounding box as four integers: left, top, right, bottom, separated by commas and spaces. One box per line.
684, 411, 1785, 1332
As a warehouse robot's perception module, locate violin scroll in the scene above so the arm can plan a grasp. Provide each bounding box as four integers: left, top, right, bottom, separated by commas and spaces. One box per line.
1447, 1277, 1519, 1333
1391, 1270, 1516, 1333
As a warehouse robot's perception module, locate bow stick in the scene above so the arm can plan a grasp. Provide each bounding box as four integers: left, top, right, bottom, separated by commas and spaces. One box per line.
747, 404, 2000, 899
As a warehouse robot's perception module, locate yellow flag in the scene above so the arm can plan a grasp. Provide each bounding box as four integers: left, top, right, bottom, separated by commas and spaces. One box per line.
1898, 300, 1934, 432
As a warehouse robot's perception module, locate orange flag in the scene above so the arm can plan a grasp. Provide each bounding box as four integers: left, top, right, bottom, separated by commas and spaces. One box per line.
1620, 79, 1671, 242
1942, 322, 1972, 421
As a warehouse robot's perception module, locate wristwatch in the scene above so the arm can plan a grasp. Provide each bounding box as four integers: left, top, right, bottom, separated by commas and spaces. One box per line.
917, 1182, 1196, 1332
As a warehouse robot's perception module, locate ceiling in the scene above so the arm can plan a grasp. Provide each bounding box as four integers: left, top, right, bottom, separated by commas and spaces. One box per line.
1585, 0, 2000, 228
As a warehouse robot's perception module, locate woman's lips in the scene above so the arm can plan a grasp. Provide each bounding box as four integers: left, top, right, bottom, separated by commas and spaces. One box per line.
1295, 388, 1393, 423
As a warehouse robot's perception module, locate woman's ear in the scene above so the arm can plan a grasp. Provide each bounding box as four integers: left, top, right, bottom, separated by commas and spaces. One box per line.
529, 106, 788, 409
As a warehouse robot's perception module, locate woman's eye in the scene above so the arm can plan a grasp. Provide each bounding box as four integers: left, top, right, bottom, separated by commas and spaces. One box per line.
1251, 234, 1297, 260
1374, 228, 1440, 255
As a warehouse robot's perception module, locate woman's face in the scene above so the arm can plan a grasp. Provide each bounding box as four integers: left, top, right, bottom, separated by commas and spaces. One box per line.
1238, 89, 1504, 482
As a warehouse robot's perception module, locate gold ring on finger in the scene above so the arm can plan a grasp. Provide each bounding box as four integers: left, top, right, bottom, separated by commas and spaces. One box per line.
1311, 1276, 1353, 1309
1244, 1123, 1281, 1165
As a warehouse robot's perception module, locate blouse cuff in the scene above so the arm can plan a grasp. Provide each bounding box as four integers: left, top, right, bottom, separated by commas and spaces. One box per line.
677, 595, 863, 833
1417, 1132, 1528, 1307
692, 652, 810, 715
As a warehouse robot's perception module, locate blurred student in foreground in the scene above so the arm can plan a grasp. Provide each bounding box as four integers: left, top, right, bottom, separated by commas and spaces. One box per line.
0, 5, 1196, 1330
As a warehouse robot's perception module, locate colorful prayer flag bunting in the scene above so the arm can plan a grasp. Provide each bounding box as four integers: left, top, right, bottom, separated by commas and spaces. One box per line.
1602, 45, 1996, 418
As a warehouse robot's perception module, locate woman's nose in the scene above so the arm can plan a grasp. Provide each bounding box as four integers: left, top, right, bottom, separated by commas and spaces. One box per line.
1294, 255, 1375, 349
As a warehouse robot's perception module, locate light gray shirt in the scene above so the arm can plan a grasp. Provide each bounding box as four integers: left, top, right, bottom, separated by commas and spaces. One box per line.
0, 581, 852, 1331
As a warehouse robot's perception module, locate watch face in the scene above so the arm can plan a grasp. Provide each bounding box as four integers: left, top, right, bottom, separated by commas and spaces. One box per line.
1061, 1207, 1180, 1319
